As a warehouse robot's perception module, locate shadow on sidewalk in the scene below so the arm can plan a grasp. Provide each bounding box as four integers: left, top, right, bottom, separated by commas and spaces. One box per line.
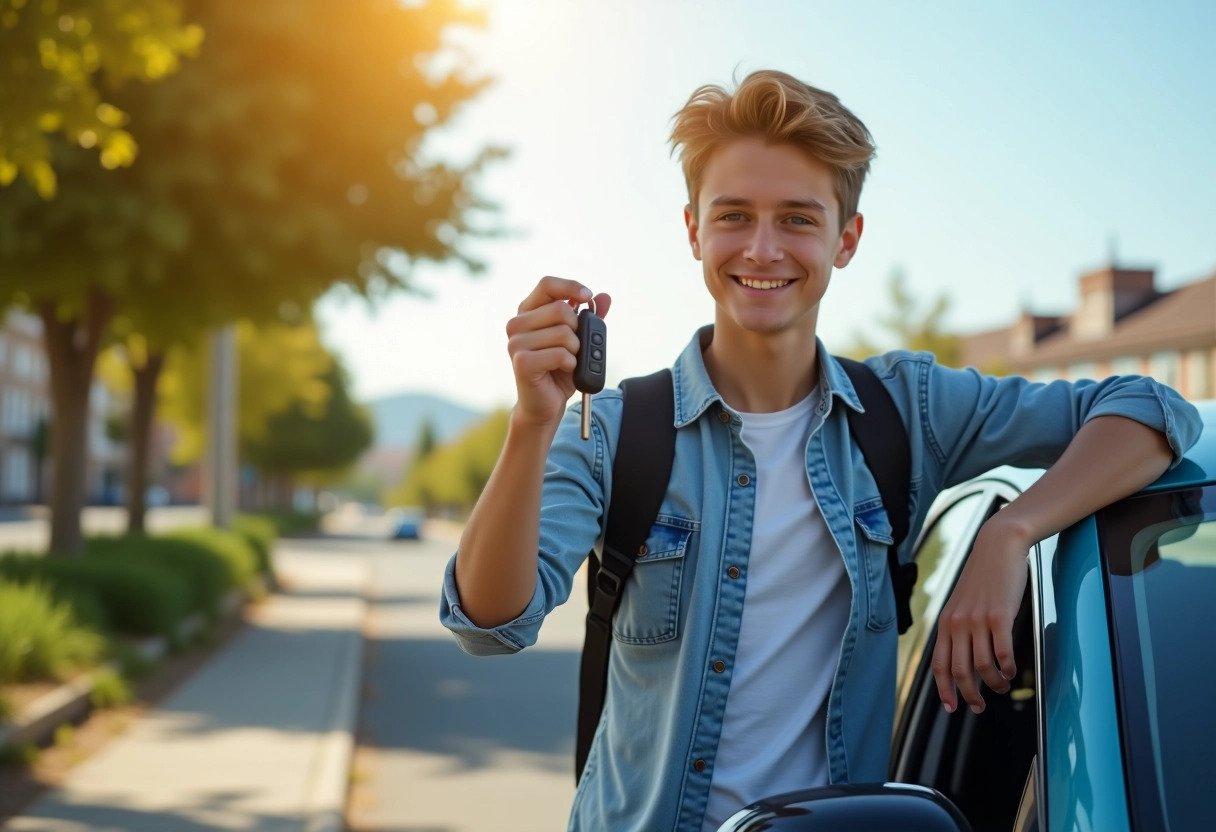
5, 789, 302, 832
360, 634, 580, 776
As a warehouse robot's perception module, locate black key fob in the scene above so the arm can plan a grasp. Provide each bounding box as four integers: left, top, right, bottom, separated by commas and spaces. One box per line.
573, 308, 607, 394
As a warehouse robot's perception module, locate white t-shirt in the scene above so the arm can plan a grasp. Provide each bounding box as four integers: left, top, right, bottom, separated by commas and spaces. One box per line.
702, 392, 852, 831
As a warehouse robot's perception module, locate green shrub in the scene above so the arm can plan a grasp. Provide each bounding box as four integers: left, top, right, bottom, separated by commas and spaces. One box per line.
0, 742, 39, 767
233, 514, 278, 577
90, 669, 133, 709
0, 554, 191, 639
87, 534, 229, 618
259, 510, 320, 537
163, 527, 259, 590
0, 580, 104, 684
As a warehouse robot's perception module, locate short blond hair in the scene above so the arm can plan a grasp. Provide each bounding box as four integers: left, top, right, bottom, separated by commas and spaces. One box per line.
669, 70, 876, 228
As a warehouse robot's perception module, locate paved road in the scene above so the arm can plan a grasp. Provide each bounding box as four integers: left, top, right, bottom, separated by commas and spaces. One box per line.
347, 529, 586, 832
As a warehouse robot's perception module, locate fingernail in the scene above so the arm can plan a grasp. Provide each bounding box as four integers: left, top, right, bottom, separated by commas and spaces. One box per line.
579, 287, 593, 299
971, 704, 984, 715
943, 703, 955, 714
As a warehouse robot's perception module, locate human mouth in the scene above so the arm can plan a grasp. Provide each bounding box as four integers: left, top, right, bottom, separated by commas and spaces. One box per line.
733, 276, 794, 290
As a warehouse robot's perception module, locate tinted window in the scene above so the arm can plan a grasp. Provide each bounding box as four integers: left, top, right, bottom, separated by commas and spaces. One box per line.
1099, 486, 1216, 831
898, 491, 987, 686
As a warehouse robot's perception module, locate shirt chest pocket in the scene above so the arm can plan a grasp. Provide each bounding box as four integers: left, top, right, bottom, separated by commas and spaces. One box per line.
854, 504, 897, 632
612, 515, 697, 645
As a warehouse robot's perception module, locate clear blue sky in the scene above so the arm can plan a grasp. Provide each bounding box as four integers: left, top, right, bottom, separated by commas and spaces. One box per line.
316, 0, 1216, 412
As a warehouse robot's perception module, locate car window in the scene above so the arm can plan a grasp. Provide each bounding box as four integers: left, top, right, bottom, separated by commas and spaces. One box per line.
892, 489, 1038, 832
898, 491, 988, 691
1100, 486, 1216, 832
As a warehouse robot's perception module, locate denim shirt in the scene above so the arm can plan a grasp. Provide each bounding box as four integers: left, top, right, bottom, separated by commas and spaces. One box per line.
440, 326, 1202, 832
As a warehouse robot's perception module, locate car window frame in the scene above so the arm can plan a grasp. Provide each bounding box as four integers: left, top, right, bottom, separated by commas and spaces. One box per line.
890, 474, 1049, 832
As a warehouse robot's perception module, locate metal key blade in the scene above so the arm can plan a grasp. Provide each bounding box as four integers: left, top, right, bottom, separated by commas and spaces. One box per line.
581, 392, 592, 440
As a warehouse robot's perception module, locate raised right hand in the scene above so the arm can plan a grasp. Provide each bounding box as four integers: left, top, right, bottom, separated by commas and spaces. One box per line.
506, 276, 612, 430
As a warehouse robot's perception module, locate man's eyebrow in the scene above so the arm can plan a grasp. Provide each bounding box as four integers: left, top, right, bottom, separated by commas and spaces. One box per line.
707, 196, 828, 213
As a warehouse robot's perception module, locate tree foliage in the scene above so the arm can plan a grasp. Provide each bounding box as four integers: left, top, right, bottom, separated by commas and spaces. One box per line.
0, 0, 502, 551
845, 269, 963, 367
154, 318, 335, 466
243, 358, 372, 480
389, 409, 508, 513
0, 0, 202, 197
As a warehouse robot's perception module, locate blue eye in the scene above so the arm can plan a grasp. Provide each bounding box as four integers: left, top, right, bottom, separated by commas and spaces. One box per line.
788, 215, 814, 225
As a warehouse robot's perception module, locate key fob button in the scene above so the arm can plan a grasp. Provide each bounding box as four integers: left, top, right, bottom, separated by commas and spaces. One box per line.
592, 348, 603, 361
590, 361, 603, 374
591, 332, 604, 346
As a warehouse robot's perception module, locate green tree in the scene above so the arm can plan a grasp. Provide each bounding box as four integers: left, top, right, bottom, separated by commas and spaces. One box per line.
0, 0, 202, 196
390, 409, 508, 514
416, 420, 438, 461
0, 0, 502, 552
242, 358, 374, 508
845, 269, 963, 367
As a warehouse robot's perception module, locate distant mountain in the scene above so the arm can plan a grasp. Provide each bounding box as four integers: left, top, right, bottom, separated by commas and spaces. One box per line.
367, 392, 484, 448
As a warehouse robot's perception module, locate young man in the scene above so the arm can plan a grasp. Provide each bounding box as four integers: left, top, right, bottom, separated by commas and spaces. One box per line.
440, 70, 1202, 831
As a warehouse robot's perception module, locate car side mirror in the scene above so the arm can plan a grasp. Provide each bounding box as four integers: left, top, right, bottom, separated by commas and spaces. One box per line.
716, 782, 973, 832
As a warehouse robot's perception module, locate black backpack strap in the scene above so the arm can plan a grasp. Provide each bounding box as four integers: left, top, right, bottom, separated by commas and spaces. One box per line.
575, 368, 675, 783
835, 357, 915, 634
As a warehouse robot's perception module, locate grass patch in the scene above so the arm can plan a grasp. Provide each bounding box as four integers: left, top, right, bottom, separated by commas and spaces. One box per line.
0, 581, 104, 684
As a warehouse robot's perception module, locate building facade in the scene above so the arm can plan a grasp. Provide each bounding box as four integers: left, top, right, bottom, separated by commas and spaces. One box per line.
0, 310, 127, 506
0, 311, 51, 503
961, 264, 1216, 400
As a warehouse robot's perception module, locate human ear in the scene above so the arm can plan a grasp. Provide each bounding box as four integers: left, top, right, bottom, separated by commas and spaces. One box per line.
833, 213, 864, 268
683, 204, 702, 260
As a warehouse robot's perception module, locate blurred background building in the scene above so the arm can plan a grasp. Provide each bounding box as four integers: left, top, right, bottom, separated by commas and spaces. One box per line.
0, 310, 193, 508
963, 264, 1216, 399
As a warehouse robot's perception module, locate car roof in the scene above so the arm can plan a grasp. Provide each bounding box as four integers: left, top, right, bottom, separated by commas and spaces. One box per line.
968, 399, 1216, 496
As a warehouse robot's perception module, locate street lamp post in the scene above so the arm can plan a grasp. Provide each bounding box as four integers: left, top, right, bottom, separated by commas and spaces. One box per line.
205, 325, 238, 529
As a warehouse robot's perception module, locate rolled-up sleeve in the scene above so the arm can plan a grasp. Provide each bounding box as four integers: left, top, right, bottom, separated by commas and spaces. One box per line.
438, 394, 620, 657
881, 353, 1204, 491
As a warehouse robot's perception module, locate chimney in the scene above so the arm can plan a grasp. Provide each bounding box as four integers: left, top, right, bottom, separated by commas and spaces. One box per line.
1011, 311, 1064, 356
1073, 266, 1157, 340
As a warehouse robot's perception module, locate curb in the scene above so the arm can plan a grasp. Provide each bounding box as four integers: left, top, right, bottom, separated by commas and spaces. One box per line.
303, 585, 367, 832
0, 579, 261, 754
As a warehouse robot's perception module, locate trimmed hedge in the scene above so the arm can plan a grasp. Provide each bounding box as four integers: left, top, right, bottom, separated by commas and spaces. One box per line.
233, 514, 277, 577
163, 527, 259, 591
86, 535, 230, 619
0, 553, 191, 639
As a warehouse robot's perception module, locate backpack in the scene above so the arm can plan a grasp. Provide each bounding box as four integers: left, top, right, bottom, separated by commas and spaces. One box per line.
575, 358, 914, 783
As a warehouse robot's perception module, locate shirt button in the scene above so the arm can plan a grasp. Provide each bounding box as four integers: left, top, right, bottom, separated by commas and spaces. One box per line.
736, 474, 750, 487
693, 758, 707, 772
727, 566, 740, 579
637, 545, 648, 556
712, 660, 726, 673
718, 410, 731, 423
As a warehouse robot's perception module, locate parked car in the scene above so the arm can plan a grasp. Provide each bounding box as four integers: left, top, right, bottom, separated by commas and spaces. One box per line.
719, 402, 1216, 832
388, 506, 425, 540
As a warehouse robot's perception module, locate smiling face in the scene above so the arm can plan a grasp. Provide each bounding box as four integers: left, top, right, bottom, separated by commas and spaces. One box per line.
684, 137, 862, 343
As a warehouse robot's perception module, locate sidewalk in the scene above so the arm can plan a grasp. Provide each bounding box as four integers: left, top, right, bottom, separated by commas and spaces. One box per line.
1, 544, 367, 832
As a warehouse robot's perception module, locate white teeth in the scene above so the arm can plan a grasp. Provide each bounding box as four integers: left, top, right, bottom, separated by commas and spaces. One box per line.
738, 277, 791, 290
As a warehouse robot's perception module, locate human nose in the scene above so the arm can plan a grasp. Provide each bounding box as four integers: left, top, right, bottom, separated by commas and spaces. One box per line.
743, 222, 782, 264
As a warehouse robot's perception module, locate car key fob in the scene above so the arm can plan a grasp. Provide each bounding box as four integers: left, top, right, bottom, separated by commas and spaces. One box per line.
573, 301, 606, 440
573, 306, 607, 395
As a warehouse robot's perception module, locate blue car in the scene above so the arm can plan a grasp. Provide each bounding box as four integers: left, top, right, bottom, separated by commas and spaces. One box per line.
719, 403, 1216, 832
389, 506, 425, 540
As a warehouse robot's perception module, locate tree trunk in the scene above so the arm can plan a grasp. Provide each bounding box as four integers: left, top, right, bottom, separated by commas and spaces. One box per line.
126, 349, 167, 535
39, 292, 114, 556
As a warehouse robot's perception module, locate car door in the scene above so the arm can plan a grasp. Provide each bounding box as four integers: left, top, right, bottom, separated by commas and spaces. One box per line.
889, 475, 1043, 832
